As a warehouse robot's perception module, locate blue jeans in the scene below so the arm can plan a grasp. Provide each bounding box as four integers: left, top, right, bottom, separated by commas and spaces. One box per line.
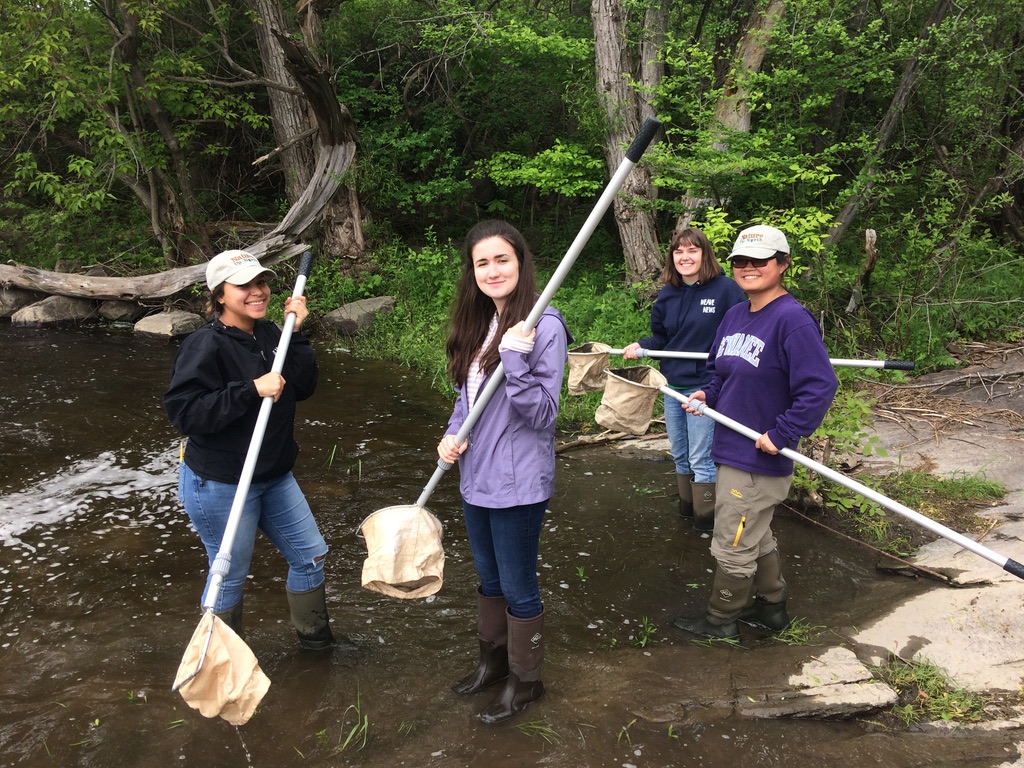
462, 500, 547, 619
663, 387, 716, 483
178, 463, 328, 612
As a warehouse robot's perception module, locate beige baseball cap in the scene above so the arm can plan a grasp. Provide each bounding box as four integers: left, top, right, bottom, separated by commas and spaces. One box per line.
728, 225, 790, 259
205, 250, 276, 291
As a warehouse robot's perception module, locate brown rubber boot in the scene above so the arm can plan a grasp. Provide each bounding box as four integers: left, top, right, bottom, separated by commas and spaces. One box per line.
676, 474, 695, 518
672, 567, 753, 642
691, 481, 716, 532
452, 589, 509, 695
738, 549, 792, 632
478, 609, 545, 725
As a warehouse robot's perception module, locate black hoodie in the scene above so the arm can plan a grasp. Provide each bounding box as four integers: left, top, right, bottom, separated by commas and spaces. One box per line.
164, 317, 318, 484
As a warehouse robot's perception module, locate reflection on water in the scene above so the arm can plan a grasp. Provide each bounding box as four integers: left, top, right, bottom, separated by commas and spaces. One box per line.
0, 448, 179, 550
0, 326, 1015, 768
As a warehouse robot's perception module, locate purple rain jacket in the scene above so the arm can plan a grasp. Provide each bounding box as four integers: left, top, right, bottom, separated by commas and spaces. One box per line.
444, 306, 572, 508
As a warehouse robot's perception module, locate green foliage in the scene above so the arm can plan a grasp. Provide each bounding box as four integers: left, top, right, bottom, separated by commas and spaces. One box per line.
880, 657, 990, 726
477, 141, 605, 198
876, 470, 1005, 514
773, 618, 826, 646
0, 199, 162, 271
631, 616, 658, 649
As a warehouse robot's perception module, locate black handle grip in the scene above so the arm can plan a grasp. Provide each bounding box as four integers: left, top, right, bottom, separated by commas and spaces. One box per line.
1006, 557, 1024, 581
297, 250, 314, 278
883, 360, 915, 371
625, 117, 662, 163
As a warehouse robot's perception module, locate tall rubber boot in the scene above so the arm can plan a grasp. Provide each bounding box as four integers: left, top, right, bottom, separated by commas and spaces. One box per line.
691, 481, 716, 532
215, 598, 244, 639
738, 549, 792, 632
478, 609, 545, 725
452, 589, 509, 695
676, 474, 695, 519
287, 584, 351, 651
671, 567, 753, 642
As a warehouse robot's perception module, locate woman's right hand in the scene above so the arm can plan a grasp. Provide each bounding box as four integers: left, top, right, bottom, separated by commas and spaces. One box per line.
437, 434, 468, 464
622, 342, 642, 360
684, 390, 706, 415
254, 371, 286, 402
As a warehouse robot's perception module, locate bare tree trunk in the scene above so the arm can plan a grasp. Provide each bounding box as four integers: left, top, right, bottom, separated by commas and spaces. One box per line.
827, 0, 952, 247
251, 0, 315, 201
845, 229, 878, 314
111, 0, 213, 268
591, 0, 663, 283
251, 0, 367, 263
676, 0, 785, 231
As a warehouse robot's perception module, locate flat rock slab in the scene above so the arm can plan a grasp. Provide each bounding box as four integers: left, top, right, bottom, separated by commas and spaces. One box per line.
595, 644, 898, 721
736, 647, 898, 718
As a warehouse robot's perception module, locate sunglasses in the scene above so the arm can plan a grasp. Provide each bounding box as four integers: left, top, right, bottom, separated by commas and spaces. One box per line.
731, 256, 775, 269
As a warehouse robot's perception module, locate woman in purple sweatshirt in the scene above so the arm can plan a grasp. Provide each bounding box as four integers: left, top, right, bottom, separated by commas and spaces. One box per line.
673, 225, 838, 641
437, 220, 571, 724
623, 228, 745, 531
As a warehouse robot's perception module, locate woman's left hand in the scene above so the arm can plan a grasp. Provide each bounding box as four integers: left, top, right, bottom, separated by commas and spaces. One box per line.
504, 321, 536, 344
284, 296, 309, 330
755, 432, 779, 454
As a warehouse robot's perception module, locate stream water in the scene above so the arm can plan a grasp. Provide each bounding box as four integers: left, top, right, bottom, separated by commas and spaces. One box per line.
0, 325, 1018, 767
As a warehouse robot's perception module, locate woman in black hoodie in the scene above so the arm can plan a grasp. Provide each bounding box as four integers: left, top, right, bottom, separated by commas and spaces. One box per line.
164, 249, 343, 650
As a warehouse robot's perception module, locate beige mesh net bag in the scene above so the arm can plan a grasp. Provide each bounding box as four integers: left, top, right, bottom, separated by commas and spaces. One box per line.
566, 342, 612, 395
359, 505, 445, 599
594, 366, 668, 435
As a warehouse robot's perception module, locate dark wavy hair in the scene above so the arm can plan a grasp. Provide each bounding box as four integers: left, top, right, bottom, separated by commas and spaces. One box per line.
204, 285, 226, 320
445, 220, 538, 387
662, 228, 722, 287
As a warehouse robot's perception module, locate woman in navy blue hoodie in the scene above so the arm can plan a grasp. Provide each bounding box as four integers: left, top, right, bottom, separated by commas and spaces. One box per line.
438, 220, 571, 725
624, 228, 744, 530
673, 225, 838, 641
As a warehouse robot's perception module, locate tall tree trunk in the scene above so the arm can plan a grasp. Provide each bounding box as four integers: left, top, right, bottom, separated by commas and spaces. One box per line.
591, 0, 663, 283
251, 0, 315, 202
676, 0, 785, 231
827, 0, 953, 247
251, 0, 366, 263
112, 0, 213, 268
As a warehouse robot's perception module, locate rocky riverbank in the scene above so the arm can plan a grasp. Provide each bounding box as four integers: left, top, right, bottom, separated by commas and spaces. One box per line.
607, 347, 1024, 757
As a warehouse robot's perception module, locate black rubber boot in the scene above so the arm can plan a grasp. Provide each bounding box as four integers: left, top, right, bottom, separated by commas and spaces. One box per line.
672, 568, 752, 642
739, 549, 792, 632
691, 481, 716, 532
215, 598, 244, 639
452, 589, 509, 695
676, 473, 695, 519
738, 598, 792, 631
478, 609, 545, 725
288, 584, 353, 651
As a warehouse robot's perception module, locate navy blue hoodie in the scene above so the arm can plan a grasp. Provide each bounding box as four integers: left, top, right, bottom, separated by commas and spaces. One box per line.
639, 272, 746, 389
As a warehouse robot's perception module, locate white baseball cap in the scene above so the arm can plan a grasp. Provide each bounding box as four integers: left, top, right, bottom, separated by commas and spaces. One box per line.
728, 225, 790, 259
205, 249, 276, 291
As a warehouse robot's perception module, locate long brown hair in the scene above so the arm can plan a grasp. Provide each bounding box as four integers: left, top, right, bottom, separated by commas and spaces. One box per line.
446, 220, 538, 387
662, 228, 722, 287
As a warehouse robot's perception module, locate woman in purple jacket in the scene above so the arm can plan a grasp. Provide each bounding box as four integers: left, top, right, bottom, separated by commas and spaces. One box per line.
674, 225, 838, 642
437, 220, 571, 725
623, 228, 745, 531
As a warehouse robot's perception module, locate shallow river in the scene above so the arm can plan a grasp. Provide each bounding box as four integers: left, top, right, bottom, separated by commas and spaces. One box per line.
0, 325, 1017, 767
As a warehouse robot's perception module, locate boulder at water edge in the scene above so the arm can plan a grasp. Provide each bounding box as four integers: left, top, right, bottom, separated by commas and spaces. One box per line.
134, 310, 205, 340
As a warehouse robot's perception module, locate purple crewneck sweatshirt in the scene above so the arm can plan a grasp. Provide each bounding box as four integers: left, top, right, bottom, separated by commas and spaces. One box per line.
702, 293, 838, 477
